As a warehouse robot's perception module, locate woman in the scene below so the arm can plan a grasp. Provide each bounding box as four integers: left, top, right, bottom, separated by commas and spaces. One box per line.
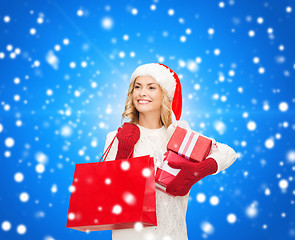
103, 63, 238, 240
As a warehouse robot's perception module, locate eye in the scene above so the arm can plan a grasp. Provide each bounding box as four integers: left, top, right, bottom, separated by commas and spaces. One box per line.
134, 86, 140, 89
149, 87, 155, 89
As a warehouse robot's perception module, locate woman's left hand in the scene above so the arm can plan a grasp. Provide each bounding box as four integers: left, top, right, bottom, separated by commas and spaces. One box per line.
166, 157, 218, 196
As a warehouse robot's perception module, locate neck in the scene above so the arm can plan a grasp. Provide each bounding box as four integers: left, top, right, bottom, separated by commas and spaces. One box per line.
138, 113, 163, 129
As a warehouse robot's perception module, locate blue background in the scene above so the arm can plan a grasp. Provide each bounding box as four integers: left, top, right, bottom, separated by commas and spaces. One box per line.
0, 0, 295, 239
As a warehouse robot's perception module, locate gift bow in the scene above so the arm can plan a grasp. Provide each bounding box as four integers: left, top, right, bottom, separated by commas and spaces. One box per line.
154, 150, 166, 170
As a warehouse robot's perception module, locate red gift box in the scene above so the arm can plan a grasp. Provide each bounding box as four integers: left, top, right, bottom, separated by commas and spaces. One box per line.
66, 132, 157, 232
155, 151, 187, 194
167, 126, 212, 162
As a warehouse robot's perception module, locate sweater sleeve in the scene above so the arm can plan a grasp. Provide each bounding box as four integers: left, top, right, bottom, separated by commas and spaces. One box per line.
103, 130, 119, 162
205, 137, 238, 175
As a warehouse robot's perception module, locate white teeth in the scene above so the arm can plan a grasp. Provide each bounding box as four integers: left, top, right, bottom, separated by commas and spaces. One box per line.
138, 100, 150, 104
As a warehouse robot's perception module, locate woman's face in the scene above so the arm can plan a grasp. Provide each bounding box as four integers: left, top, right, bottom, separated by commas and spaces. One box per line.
132, 75, 162, 115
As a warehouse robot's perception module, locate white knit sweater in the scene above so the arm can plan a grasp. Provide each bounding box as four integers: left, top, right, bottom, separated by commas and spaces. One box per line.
103, 120, 238, 240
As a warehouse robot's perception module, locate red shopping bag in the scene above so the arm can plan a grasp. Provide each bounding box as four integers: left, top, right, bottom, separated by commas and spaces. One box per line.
66, 131, 157, 232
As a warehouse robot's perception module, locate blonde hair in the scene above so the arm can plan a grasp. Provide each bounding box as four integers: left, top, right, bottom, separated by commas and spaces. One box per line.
121, 76, 173, 128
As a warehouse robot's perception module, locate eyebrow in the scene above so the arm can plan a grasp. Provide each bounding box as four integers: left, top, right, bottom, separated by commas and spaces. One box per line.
135, 82, 157, 86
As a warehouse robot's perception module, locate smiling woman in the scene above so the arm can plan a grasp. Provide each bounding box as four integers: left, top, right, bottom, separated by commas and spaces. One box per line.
102, 63, 238, 240
103, 63, 194, 240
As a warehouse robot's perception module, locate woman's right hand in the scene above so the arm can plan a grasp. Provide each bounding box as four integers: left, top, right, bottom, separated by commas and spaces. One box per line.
115, 123, 140, 160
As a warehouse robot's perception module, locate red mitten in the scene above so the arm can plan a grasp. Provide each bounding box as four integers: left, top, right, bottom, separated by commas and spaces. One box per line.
166, 157, 218, 196
115, 122, 140, 160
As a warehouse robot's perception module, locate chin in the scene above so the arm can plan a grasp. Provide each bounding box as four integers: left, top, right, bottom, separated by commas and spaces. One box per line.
136, 106, 162, 114
135, 106, 152, 113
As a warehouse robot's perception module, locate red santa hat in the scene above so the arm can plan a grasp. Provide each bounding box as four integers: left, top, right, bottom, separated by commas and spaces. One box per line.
130, 63, 182, 120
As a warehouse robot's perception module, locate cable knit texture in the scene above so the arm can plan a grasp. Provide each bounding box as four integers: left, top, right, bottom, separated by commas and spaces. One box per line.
103, 120, 238, 240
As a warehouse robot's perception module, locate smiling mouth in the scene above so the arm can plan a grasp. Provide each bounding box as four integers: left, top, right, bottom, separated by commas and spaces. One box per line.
138, 100, 151, 104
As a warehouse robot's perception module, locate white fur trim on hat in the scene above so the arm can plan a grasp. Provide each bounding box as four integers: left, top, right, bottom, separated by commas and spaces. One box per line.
130, 63, 176, 101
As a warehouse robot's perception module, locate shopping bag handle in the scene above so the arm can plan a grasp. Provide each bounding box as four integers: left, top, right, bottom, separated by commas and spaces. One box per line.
98, 130, 135, 163
99, 131, 119, 163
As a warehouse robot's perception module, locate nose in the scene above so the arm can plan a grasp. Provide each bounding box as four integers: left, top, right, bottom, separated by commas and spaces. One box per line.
139, 87, 147, 96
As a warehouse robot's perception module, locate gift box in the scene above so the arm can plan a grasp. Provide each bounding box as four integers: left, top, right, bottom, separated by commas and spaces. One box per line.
167, 125, 212, 162
66, 131, 157, 232
155, 151, 187, 194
